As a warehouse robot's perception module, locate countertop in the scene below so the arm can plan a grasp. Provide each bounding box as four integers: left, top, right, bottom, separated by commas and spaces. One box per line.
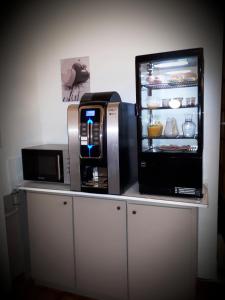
18, 181, 208, 208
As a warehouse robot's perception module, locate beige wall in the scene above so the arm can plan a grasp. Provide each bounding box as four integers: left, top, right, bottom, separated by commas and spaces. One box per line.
0, 0, 223, 285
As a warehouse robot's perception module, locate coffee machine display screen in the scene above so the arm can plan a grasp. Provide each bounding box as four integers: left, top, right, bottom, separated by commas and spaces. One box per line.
85, 110, 95, 117
80, 108, 100, 123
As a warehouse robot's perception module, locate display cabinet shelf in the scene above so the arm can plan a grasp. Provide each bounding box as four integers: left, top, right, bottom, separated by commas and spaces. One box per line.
144, 148, 198, 154
142, 135, 198, 140
141, 105, 198, 110
142, 81, 198, 90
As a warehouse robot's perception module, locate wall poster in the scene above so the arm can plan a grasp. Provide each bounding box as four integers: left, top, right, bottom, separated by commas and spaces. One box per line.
61, 56, 90, 102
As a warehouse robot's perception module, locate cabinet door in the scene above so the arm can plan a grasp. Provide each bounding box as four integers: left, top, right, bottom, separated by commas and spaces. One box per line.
128, 204, 197, 300
27, 192, 75, 289
74, 196, 127, 300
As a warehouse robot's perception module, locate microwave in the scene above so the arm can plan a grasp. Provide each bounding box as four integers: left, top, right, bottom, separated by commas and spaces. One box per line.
21, 144, 70, 184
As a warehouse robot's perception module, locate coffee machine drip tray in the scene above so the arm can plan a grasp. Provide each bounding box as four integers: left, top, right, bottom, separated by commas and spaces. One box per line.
81, 166, 108, 193
82, 178, 108, 189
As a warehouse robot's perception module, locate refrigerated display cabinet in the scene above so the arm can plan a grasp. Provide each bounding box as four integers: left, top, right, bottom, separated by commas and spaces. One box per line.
136, 48, 204, 197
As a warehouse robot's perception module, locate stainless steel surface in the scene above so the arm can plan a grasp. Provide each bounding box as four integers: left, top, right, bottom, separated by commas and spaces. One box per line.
57, 155, 61, 181
107, 102, 120, 194
63, 149, 70, 185
67, 104, 81, 191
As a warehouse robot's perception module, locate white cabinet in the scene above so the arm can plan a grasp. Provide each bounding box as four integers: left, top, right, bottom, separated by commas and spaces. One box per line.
127, 204, 197, 300
73, 196, 128, 300
27, 192, 75, 290
26, 190, 198, 300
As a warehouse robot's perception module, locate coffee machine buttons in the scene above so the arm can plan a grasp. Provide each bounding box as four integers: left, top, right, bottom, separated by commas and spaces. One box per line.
93, 138, 99, 145
80, 136, 88, 145
81, 123, 87, 131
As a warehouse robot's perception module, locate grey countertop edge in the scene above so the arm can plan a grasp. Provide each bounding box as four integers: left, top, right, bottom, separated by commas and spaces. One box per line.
18, 181, 208, 208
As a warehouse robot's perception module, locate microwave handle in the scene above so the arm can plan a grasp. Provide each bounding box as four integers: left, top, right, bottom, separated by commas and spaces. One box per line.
57, 155, 61, 181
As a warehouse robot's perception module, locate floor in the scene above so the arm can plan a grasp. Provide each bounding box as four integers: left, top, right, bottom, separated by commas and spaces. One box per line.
7, 233, 225, 300
196, 279, 225, 300
10, 276, 94, 300
218, 234, 225, 280
6, 233, 225, 300
8, 275, 225, 300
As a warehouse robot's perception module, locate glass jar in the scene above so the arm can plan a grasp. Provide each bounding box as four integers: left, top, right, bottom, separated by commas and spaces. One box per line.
182, 114, 196, 137
164, 117, 179, 137
162, 98, 170, 108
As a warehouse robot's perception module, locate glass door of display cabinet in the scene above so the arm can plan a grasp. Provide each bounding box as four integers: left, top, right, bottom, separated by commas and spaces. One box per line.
138, 51, 203, 155
136, 48, 204, 197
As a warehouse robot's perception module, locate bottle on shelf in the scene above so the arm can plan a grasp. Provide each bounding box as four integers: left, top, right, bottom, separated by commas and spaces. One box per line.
182, 114, 196, 137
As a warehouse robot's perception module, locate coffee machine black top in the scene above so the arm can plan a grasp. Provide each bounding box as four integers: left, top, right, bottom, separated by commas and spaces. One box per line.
67, 91, 137, 195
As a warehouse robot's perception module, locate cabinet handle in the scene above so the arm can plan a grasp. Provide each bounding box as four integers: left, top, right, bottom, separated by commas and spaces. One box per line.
116, 206, 121, 210
63, 201, 67, 205
132, 210, 136, 214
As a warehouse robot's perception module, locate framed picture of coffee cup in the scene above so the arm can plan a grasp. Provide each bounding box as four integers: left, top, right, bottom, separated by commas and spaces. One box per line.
61, 56, 90, 102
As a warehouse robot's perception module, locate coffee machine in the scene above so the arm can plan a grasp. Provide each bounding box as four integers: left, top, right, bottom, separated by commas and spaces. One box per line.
67, 91, 137, 194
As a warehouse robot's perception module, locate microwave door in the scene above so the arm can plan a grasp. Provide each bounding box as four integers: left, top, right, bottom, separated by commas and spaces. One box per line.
37, 151, 63, 182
